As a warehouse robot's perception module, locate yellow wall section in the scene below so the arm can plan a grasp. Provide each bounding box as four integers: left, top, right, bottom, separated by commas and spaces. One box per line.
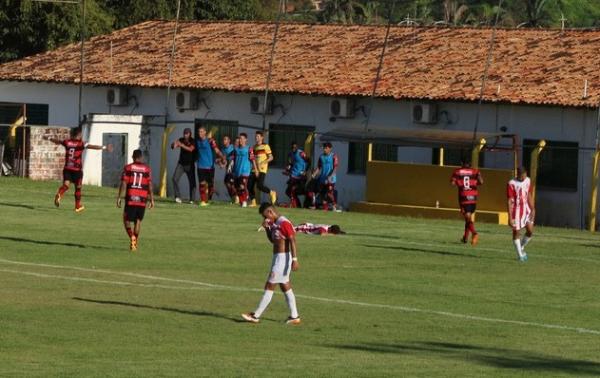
366, 161, 514, 212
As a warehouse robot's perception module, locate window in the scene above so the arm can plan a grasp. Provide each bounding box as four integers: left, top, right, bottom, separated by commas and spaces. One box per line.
523, 139, 578, 191
431, 148, 477, 166
348, 142, 398, 174
268, 124, 315, 168
195, 119, 239, 146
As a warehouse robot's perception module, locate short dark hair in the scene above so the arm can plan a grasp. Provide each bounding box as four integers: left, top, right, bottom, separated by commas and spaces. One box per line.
517, 166, 527, 176
323, 142, 332, 149
70, 127, 82, 138
239, 133, 248, 139
256, 131, 263, 136
132, 149, 143, 160
330, 225, 345, 234
258, 202, 273, 214
290, 141, 297, 146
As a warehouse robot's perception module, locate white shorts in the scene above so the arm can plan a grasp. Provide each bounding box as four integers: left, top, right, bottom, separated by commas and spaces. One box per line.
268, 252, 292, 284
512, 212, 534, 231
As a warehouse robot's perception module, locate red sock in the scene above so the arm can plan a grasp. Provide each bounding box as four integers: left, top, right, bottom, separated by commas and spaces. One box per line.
200, 183, 208, 202
126, 227, 133, 238
58, 184, 69, 195
323, 202, 329, 211
464, 221, 470, 239
468, 221, 477, 235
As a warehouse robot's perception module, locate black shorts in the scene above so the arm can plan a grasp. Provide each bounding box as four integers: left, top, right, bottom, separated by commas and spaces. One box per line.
124, 205, 146, 222
197, 168, 215, 185
224, 173, 235, 184
63, 169, 83, 184
461, 203, 477, 214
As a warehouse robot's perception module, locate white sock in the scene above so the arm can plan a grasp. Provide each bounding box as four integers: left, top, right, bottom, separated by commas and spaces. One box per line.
513, 239, 523, 258
521, 235, 532, 249
253, 290, 274, 318
284, 289, 299, 319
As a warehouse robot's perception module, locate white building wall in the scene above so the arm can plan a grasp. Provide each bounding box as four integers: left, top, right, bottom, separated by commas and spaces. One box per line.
1, 80, 597, 227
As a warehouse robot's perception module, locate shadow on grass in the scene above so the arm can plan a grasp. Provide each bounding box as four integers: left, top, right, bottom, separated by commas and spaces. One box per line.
363, 244, 479, 258
0, 202, 36, 210
72, 297, 244, 323
0, 236, 110, 250
326, 341, 600, 376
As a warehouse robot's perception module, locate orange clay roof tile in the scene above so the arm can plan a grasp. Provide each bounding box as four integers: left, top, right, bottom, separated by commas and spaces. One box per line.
0, 20, 598, 108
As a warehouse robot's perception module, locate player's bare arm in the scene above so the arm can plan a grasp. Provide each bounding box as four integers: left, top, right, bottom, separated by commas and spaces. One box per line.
116, 180, 127, 208
87, 143, 113, 152
507, 198, 514, 227
266, 153, 274, 164
148, 181, 155, 209
289, 235, 299, 271
477, 172, 484, 185
527, 190, 535, 219
252, 160, 260, 177
180, 143, 194, 153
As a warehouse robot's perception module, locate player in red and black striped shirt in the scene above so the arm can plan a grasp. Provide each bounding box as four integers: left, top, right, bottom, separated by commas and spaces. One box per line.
44, 127, 111, 212
451, 161, 484, 246
117, 150, 154, 252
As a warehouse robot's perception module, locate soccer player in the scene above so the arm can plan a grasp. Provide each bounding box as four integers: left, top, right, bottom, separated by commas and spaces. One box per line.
195, 126, 224, 207
218, 135, 237, 203
242, 203, 300, 325
43, 127, 111, 212
248, 131, 277, 207
507, 166, 535, 262
313, 142, 339, 211
229, 133, 258, 208
451, 160, 484, 245
295, 223, 345, 235
116, 149, 155, 252
171, 128, 196, 204
284, 141, 310, 208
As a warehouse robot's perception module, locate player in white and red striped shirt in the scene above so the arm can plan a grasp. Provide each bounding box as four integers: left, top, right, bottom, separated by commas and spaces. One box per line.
295, 223, 345, 235
507, 167, 535, 262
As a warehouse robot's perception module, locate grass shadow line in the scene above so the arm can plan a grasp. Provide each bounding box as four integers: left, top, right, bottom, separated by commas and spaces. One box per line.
0, 236, 110, 250
362, 244, 479, 258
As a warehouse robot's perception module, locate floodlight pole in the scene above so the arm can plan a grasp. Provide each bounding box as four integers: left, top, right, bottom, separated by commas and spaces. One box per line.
77, 0, 86, 124
588, 105, 600, 231
261, 0, 284, 132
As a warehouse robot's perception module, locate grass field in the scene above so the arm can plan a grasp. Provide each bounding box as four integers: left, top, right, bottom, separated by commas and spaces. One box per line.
1, 177, 599, 377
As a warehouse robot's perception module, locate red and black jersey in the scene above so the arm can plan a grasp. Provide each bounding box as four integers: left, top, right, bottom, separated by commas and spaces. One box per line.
62, 139, 86, 172
451, 167, 481, 205
121, 163, 152, 207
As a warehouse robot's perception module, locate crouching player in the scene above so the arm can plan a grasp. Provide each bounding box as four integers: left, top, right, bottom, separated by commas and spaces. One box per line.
451, 160, 483, 245
242, 203, 300, 324
117, 150, 155, 252
507, 167, 535, 262
295, 223, 345, 235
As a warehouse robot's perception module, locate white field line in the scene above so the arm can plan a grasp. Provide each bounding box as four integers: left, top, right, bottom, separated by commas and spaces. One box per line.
0, 258, 599, 336
0, 268, 216, 291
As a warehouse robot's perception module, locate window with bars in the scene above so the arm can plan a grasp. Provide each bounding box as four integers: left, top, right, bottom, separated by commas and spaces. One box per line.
523, 139, 578, 191
348, 142, 398, 174
0, 103, 48, 140
194, 119, 239, 147
268, 124, 315, 168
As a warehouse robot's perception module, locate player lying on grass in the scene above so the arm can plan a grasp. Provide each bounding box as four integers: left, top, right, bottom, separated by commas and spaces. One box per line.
451, 160, 483, 246
295, 223, 345, 235
43, 127, 112, 212
507, 166, 535, 262
242, 203, 300, 325
116, 150, 155, 252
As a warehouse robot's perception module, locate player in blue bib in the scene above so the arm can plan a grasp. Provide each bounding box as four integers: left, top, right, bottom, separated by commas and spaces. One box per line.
195, 126, 223, 206
284, 141, 310, 208
314, 142, 339, 211
229, 133, 258, 207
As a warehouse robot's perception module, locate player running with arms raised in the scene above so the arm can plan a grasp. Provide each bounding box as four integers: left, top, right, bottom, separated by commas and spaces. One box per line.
507, 167, 535, 262
451, 160, 483, 245
117, 150, 155, 252
43, 127, 111, 212
242, 203, 300, 325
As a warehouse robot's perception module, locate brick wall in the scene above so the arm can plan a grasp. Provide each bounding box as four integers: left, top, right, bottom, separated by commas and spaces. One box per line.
28, 127, 71, 181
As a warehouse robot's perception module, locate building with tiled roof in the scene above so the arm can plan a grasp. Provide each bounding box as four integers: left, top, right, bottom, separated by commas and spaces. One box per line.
0, 21, 599, 227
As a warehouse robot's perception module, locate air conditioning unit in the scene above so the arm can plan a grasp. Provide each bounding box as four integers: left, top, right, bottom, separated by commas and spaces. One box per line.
250, 95, 274, 115
412, 103, 437, 124
175, 90, 198, 110
329, 98, 355, 118
106, 87, 128, 106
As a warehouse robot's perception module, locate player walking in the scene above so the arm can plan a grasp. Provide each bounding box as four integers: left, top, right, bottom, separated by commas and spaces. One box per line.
117, 150, 154, 252
284, 141, 310, 208
248, 131, 277, 207
451, 161, 484, 245
219, 135, 237, 203
43, 127, 111, 212
507, 167, 535, 262
242, 203, 300, 325
313, 142, 338, 211
229, 133, 258, 208
195, 126, 224, 207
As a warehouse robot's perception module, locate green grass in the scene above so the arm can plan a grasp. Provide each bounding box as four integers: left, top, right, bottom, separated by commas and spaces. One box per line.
1, 177, 599, 377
